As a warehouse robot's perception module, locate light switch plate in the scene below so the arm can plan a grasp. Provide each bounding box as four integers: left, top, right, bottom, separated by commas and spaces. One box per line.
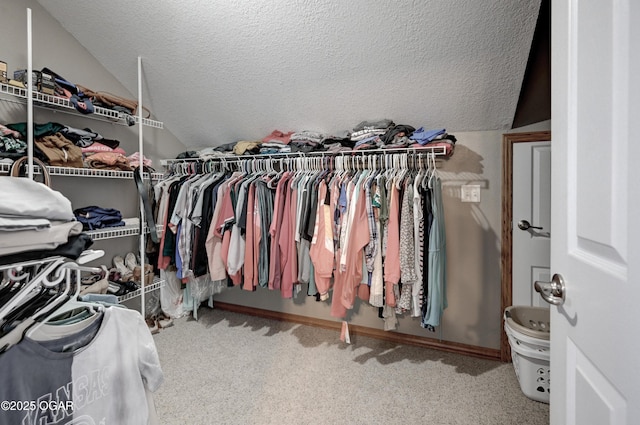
461, 185, 481, 202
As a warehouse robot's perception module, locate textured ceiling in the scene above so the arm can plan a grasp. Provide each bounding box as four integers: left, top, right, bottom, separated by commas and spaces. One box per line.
37, 0, 541, 148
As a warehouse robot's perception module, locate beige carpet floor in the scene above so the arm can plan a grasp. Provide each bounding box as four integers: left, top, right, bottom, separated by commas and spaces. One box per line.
152, 308, 549, 425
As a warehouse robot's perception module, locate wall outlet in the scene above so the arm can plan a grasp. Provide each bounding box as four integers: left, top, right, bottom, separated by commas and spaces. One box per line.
461, 185, 481, 203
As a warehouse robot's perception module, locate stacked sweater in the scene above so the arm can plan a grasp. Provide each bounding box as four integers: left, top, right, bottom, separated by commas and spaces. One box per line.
0, 178, 89, 260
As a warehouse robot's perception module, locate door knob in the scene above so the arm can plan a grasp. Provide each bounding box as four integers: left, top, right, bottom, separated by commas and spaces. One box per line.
534, 274, 565, 305
518, 219, 543, 231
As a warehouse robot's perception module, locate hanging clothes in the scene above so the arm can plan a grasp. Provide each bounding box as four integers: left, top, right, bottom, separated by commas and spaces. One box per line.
422, 173, 447, 330
155, 151, 448, 333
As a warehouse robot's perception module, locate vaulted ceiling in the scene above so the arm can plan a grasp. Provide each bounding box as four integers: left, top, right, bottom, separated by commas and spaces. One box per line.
37, 0, 542, 147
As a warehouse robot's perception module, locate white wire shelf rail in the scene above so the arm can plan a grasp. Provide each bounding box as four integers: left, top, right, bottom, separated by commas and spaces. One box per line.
160, 144, 451, 167
0, 82, 163, 129
0, 162, 165, 180
85, 218, 164, 241
117, 276, 165, 303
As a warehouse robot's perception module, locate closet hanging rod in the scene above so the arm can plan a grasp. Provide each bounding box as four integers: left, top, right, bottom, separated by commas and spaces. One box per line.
161, 144, 450, 165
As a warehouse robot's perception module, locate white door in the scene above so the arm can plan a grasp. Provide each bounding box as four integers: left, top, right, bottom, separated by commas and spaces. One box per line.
550, 0, 640, 424
512, 141, 551, 308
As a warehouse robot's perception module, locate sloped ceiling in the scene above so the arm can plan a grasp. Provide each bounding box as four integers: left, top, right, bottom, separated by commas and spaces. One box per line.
37, 0, 541, 148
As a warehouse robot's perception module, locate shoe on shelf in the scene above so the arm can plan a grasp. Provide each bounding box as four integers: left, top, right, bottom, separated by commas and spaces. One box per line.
132, 266, 142, 283
132, 263, 155, 285
80, 264, 107, 285
121, 280, 140, 293
80, 266, 109, 295
108, 267, 121, 282
80, 277, 109, 295
80, 273, 102, 286
145, 266, 155, 286
107, 281, 126, 296
113, 255, 133, 282
106, 265, 140, 296
125, 252, 139, 272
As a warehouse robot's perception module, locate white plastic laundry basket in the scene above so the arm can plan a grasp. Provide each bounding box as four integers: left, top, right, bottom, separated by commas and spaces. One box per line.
504, 306, 550, 404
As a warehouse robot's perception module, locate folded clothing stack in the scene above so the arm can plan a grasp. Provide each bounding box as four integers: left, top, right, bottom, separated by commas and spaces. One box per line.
127, 152, 153, 168
262, 130, 294, 145
73, 206, 125, 231
289, 130, 326, 153
379, 124, 415, 149
83, 152, 133, 171
0, 124, 29, 160
200, 119, 457, 159
0, 178, 91, 262
5, 122, 83, 168
409, 127, 447, 145
260, 142, 291, 155
233, 140, 262, 156
350, 119, 394, 141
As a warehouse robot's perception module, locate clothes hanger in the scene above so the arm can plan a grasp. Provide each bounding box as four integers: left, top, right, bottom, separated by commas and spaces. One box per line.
0, 258, 67, 324
413, 153, 425, 189
427, 151, 438, 189
419, 153, 429, 190
266, 158, 280, 188
395, 153, 408, 189
315, 154, 329, 182
0, 284, 51, 335
27, 263, 105, 334
0, 266, 33, 307
267, 158, 284, 189
384, 153, 397, 190
292, 156, 304, 180
0, 288, 72, 353
383, 153, 396, 190
0, 259, 74, 319
332, 155, 341, 179
0, 258, 67, 308
364, 155, 380, 191
0, 259, 100, 353
0, 248, 104, 326
354, 153, 370, 187
347, 152, 357, 177
16, 257, 108, 348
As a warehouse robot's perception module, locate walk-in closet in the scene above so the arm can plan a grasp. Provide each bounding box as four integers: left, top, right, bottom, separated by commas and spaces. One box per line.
2, 0, 636, 424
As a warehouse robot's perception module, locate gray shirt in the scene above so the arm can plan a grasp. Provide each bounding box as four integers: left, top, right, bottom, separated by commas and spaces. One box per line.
0, 307, 163, 425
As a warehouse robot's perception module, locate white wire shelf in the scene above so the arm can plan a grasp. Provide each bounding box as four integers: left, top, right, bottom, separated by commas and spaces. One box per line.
0, 82, 163, 128
0, 162, 164, 180
160, 144, 453, 174
160, 144, 451, 168
86, 219, 139, 240
85, 218, 164, 241
0, 83, 164, 128
118, 276, 165, 303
